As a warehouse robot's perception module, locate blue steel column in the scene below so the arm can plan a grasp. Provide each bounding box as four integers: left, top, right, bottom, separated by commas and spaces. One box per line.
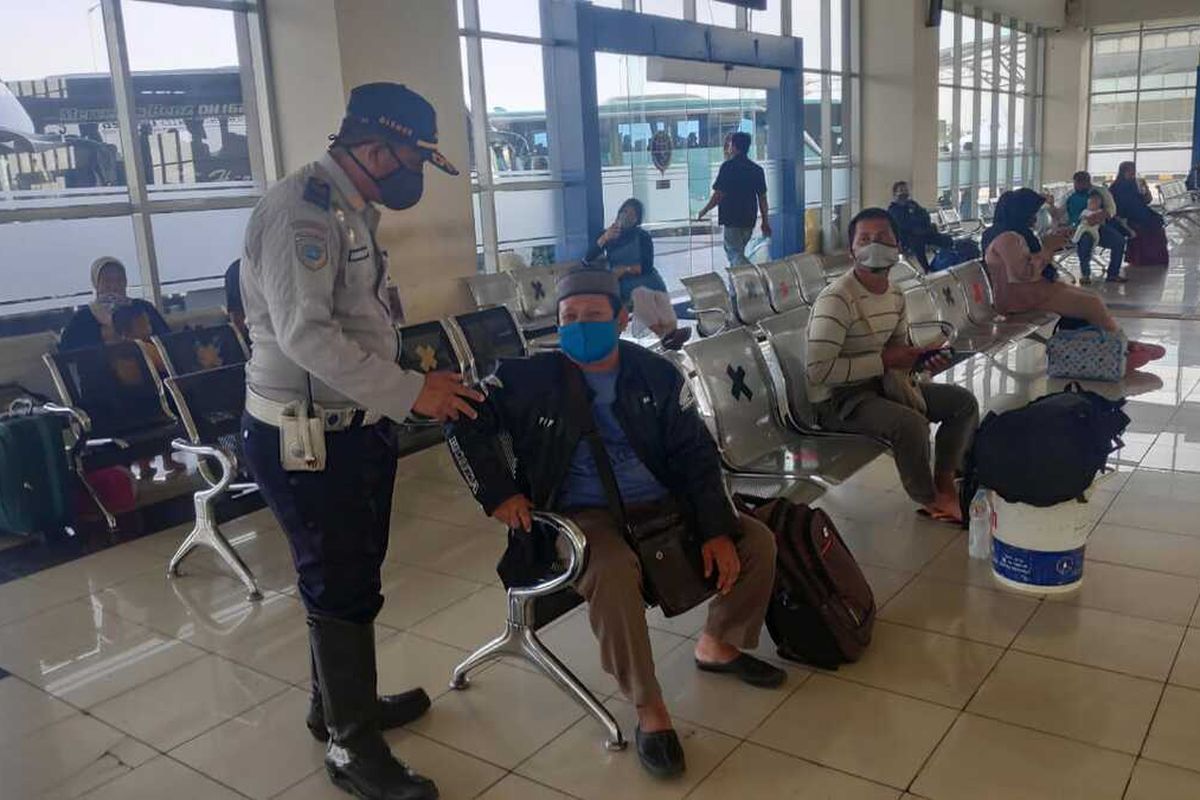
1192, 64, 1199, 174
767, 39, 804, 257
542, 0, 605, 262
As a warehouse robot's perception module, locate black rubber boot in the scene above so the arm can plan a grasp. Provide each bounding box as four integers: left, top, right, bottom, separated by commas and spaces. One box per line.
309, 615, 439, 800
306, 650, 431, 742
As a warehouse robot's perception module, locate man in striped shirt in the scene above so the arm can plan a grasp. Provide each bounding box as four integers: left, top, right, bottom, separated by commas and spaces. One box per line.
805, 208, 978, 523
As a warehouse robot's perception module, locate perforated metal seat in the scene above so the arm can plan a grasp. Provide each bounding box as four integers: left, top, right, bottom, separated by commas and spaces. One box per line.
728, 264, 774, 325
448, 306, 529, 384
152, 324, 248, 377
680, 272, 736, 337
946, 261, 1054, 335
683, 328, 882, 485
789, 253, 829, 304
758, 258, 806, 314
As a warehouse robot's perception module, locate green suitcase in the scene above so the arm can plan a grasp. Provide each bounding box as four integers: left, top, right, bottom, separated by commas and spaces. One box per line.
0, 412, 74, 536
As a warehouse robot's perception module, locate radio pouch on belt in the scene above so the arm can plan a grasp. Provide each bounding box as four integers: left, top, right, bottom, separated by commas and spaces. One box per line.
279, 400, 327, 472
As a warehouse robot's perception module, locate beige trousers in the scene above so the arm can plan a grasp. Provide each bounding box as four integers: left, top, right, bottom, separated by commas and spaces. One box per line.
570, 509, 777, 706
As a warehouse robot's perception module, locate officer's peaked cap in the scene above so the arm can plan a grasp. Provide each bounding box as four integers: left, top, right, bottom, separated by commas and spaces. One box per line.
343, 82, 459, 176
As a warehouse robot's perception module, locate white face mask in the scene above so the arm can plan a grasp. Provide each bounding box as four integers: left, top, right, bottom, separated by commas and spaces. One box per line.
854, 242, 900, 272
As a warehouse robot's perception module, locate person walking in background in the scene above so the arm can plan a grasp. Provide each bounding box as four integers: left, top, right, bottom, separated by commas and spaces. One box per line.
696, 131, 770, 267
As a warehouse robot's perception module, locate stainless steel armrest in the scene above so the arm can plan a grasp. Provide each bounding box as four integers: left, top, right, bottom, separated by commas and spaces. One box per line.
43, 402, 92, 433
509, 511, 588, 600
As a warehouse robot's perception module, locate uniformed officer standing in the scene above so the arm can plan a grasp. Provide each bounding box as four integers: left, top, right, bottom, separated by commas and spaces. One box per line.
240, 83, 480, 800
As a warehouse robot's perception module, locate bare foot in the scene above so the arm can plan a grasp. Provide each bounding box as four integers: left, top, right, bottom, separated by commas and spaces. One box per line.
921, 495, 963, 524
637, 699, 673, 733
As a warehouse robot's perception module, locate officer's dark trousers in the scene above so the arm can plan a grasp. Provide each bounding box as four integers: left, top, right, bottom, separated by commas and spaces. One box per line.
242, 415, 397, 623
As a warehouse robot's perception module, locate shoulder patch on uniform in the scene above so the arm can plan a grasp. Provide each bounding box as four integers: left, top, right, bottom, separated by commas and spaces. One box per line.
302, 177, 331, 210
293, 224, 329, 271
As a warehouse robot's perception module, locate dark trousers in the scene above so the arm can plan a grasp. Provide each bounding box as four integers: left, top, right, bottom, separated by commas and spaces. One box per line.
1076, 221, 1126, 279
241, 414, 398, 623
906, 231, 954, 272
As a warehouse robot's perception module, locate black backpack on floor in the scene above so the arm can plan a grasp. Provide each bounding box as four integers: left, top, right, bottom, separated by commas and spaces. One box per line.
740, 496, 875, 670
960, 382, 1130, 517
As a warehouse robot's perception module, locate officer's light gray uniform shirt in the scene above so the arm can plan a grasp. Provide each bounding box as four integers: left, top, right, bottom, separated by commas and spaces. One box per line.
241, 153, 423, 422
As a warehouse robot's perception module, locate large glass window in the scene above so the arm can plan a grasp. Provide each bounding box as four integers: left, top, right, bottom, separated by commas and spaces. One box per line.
936, 4, 1044, 217
1086, 21, 1199, 183
1, 0, 274, 322
459, 0, 860, 270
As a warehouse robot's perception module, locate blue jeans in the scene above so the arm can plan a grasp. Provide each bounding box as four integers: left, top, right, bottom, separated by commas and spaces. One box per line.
723, 226, 754, 267
1077, 221, 1127, 279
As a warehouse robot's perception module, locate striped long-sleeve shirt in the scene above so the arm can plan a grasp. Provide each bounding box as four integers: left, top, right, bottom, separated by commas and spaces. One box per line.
804, 270, 909, 403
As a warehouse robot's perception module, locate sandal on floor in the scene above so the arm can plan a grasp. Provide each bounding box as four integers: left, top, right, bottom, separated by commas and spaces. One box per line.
1126, 341, 1167, 373
695, 653, 787, 688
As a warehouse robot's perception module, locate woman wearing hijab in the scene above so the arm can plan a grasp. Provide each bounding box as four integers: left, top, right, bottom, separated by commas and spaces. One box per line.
60, 257, 170, 351
982, 188, 1164, 372
584, 197, 689, 349
1109, 161, 1169, 267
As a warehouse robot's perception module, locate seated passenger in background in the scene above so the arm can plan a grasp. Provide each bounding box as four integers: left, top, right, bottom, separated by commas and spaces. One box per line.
1065, 170, 1126, 284
887, 181, 953, 272
805, 208, 978, 523
584, 197, 689, 349
61, 257, 169, 351
981, 188, 1164, 372
446, 269, 784, 778
1110, 160, 1169, 268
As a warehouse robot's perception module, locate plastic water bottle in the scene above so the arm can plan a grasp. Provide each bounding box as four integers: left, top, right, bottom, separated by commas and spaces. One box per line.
968, 488, 992, 560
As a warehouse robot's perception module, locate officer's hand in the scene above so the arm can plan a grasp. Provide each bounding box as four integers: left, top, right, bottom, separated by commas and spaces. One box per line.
701, 535, 741, 595
493, 494, 534, 532
412, 372, 484, 422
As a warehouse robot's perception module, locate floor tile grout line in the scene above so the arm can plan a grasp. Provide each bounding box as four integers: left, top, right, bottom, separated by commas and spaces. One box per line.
903, 591, 1046, 795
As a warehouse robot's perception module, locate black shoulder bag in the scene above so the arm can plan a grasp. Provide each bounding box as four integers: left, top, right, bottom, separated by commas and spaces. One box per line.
564, 364, 715, 617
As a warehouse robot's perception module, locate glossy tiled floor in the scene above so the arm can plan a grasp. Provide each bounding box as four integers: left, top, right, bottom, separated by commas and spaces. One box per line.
4, 229, 1200, 798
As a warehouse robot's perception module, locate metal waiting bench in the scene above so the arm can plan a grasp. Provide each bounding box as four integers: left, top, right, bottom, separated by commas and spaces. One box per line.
727, 264, 774, 326
43, 341, 183, 529
162, 364, 262, 600
1159, 180, 1200, 232
789, 253, 830, 305
449, 511, 625, 751
680, 272, 737, 337
758, 258, 808, 315
682, 327, 882, 492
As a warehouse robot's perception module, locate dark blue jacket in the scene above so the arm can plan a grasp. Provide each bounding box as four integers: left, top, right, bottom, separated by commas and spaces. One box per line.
444, 342, 738, 544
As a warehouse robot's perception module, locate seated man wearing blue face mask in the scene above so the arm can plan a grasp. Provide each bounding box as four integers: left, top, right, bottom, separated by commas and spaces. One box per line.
444, 269, 783, 779
805, 208, 979, 524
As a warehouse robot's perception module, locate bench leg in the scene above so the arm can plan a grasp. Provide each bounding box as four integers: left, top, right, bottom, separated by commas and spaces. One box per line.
166, 441, 263, 601
450, 613, 626, 752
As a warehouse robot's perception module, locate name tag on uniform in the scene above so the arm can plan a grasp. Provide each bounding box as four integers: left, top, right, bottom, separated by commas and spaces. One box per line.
348, 246, 371, 263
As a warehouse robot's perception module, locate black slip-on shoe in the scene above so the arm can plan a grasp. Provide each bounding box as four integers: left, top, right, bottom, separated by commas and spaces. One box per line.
695, 652, 787, 688
635, 725, 686, 778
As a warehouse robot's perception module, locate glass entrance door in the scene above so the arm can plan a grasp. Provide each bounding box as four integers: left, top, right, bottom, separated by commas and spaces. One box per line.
593, 53, 778, 293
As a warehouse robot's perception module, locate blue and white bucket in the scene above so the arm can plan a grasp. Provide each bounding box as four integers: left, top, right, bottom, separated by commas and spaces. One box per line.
990, 490, 1099, 596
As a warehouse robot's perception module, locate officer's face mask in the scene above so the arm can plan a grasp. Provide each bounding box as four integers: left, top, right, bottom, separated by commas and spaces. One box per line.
354, 145, 425, 210
559, 320, 619, 365
854, 241, 900, 273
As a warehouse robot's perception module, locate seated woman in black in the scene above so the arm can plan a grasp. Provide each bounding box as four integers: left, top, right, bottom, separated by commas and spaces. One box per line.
584, 198, 688, 349
1109, 161, 1169, 268
60, 257, 170, 351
